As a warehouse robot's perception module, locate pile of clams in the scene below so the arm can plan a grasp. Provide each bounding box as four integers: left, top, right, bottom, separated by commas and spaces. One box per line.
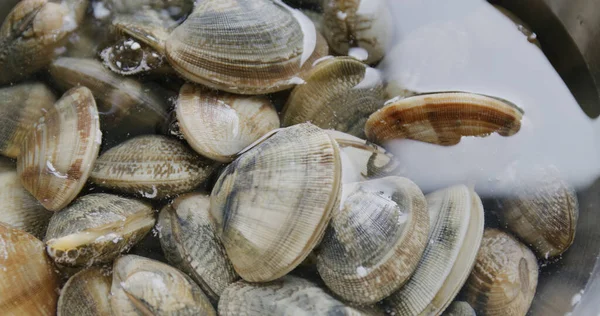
0, 1, 581, 316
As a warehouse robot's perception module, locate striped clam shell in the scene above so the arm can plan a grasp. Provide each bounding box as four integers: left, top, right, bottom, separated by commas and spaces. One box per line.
57, 267, 113, 316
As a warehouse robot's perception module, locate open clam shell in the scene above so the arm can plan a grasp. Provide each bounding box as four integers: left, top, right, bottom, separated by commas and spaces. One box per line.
158, 193, 239, 303
317, 176, 430, 304
282, 57, 386, 138
175, 83, 280, 162
57, 267, 113, 316
210, 123, 342, 282
45, 193, 155, 267
17, 86, 102, 211
111, 254, 216, 316
365, 92, 524, 146
385, 185, 485, 316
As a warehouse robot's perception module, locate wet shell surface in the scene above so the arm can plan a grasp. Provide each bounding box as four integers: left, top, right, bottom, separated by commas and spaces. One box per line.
462, 229, 538, 316
110, 254, 216, 316
158, 193, 239, 303
165, 0, 328, 94
210, 123, 341, 282
175, 83, 280, 162
317, 176, 430, 304
365, 92, 524, 146
57, 267, 113, 316
442, 301, 476, 316
90, 135, 217, 199
0, 223, 60, 316
385, 185, 485, 316
0, 83, 56, 158
17, 86, 102, 211
45, 193, 155, 266
282, 57, 386, 138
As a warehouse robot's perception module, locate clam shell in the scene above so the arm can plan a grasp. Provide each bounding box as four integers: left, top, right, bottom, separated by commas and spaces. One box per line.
442, 301, 476, 316
385, 185, 485, 316
158, 193, 239, 303
110, 254, 216, 316
462, 229, 538, 316
165, 0, 329, 94
104, 0, 194, 18
0, 223, 60, 316
317, 176, 430, 304
91, 135, 216, 199
45, 193, 155, 266
365, 92, 524, 146
282, 57, 386, 138
175, 83, 280, 162
17, 86, 102, 211
210, 123, 341, 282
0, 83, 56, 158
57, 267, 113, 316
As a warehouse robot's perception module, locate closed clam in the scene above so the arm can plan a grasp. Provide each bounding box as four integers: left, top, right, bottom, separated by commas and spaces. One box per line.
175, 83, 280, 162
57, 267, 113, 316
317, 176, 430, 304
443, 301, 476, 316
365, 92, 524, 146
462, 229, 538, 316
158, 193, 239, 303
0, 223, 60, 316
210, 123, 341, 282
18, 86, 101, 211
111, 254, 216, 316
165, 0, 329, 94
322, 0, 392, 64
385, 185, 485, 316
282, 57, 386, 138
91, 135, 217, 199
45, 193, 155, 266
0, 83, 55, 158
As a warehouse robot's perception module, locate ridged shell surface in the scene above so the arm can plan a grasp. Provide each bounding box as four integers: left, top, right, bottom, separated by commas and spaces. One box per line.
57, 267, 113, 316
317, 176, 429, 304
158, 193, 239, 303
17, 86, 102, 211
210, 123, 341, 282
442, 301, 476, 316
176, 84, 280, 162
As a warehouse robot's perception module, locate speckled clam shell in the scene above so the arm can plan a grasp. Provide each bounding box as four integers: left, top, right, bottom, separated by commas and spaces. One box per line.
57, 267, 113, 316
0, 223, 60, 316
45, 193, 155, 267
165, 0, 329, 94
442, 301, 476, 316
210, 123, 341, 282
317, 176, 429, 304
219, 275, 380, 316
0, 83, 55, 158
462, 229, 538, 316
385, 185, 485, 316
175, 84, 280, 162
282, 57, 386, 138
158, 193, 239, 303
90, 135, 217, 199
365, 92, 524, 146
17, 86, 102, 212
110, 255, 216, 316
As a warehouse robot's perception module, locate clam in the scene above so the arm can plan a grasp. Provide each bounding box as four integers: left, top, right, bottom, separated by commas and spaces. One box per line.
219, 275, 380, 316
175, 83, 280, 162
322, 0, 392, 64
443, 301, 476, 316
165, 0, 329, 94
317, 176, 430, 304
45, 193, 155, 266
365, 92, 524, 146
90, 135, 217, 199
0, 223, 60, 316
17, 86, 102, 211
210, 123, 341, 282
0, 83, 55, 158
462, 229, 538, 316
158, 193, 239, 303
385, 185, 485, 316
103, 0, 194, 19
110, 254, 216, 316
282, 57, 386, 138
57, 267, 113, 316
